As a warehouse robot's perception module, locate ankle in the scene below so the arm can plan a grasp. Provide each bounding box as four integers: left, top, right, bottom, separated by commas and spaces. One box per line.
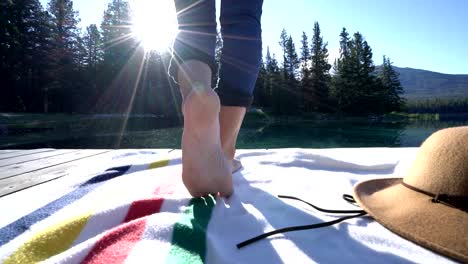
222, 144, 236, 161
182, 88, 220, 117
219, 106, 246, 161
177, 60, 212, 99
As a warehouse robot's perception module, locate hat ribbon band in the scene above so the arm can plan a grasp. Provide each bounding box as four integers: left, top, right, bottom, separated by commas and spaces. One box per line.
237, 194, 366, 249
401, 181, 468, 212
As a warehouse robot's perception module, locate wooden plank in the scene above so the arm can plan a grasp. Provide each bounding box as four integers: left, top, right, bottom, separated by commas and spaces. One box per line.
0, 149, 81, 167
0, 150, 21, 154
0, 150, 115, 197
0, 149, 174, 198
0, 149, 56, 160
0, 150, 22, 159
0, 150, 112, 180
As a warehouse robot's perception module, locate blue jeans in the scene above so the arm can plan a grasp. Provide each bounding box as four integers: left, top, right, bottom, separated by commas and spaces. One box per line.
173, 0, 263, 107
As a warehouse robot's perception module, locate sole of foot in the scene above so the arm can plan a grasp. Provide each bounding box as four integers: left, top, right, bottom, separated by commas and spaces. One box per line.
181, 88, 233, 197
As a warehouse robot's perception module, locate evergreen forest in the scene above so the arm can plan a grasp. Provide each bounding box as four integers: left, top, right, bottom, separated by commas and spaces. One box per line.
3, 0, 465, 119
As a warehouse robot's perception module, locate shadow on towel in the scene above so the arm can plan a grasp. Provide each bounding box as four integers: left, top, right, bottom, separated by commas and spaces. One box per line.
260, 151, 396, 175
236, 151, 276, 160
232, 173, 416, 264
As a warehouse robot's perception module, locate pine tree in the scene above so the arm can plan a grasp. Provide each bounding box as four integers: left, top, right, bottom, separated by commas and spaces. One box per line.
332, 30, 383, 114
285, 35, 300, 79
300, 31, 311, 111
310, 22, 331, 112
379, 56, 405, 112
264, 47, 273, 104
76, 35, 87, 70
300, 31, 311, 80
254, 54, 268, 107
47, 0, 81, 112
80, 24, 103, 111
100, 0, 134, 77
83, 24, 102, 70
331, 27, 352, 113
277, 29, 290, 114
352, 33, 375, 77
278, 31, 300, 114
266, 50, 282, 114
349, 32, 381, 114
0, 0, 53, 112
35, 10, 55, 113
279, 28, 289, 82
339, 28, 351, 60
99, 0, 139, 113
265, 47, 280, 111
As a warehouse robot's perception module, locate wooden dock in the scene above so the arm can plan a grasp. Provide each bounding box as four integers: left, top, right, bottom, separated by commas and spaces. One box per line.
0, 149, 118, 198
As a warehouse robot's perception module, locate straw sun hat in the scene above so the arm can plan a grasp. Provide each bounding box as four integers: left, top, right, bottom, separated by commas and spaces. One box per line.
353, 126, 468, 262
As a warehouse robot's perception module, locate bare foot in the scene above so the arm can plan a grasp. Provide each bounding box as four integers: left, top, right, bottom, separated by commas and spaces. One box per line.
181, 88, 233, 197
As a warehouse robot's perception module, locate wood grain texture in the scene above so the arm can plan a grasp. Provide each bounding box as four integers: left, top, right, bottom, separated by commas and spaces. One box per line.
0, 150, 115, 197
0, 149, 176, 198
0, 150, 112, 180
0, 149, 81, 167
0, 149, 56, 160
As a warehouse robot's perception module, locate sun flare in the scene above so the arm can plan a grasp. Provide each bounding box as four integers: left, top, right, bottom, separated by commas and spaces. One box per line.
131, 0, 178, 52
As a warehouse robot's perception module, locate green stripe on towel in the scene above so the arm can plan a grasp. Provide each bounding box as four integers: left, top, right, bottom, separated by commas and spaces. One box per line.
166, 195, 216, 264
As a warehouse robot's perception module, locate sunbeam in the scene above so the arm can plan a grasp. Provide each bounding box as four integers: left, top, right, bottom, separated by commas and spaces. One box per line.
130, 0, 178, 52
116, 50, 148, 148
102, 32, 134, 50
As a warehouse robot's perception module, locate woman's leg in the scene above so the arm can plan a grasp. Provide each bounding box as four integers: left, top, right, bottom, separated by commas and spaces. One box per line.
173, 0, 217, 97
173, 0, 232, 197
218, 0, 263, 163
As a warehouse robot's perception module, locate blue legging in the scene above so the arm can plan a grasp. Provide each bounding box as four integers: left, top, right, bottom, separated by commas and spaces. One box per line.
173, 0, 263, 107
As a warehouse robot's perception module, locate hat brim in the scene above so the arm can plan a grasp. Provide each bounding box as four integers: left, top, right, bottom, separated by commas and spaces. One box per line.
353, 178, 468, 263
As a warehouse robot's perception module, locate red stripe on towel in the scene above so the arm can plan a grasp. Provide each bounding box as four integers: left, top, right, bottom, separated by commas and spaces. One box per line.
82, 184, 175, 264
81, 218, 147, 264
124, 185, 174, 222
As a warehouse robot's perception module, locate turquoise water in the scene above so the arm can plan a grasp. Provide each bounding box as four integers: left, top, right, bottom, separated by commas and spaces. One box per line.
1, 114, 466, 149
237, 119, 466, 148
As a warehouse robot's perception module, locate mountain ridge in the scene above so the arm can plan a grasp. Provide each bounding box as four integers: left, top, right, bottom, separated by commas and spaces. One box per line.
376, 66, 468, 100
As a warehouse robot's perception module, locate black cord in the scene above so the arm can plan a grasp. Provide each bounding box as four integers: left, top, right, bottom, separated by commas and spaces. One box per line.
278, 194, 364, 214
237, 194, 367, 249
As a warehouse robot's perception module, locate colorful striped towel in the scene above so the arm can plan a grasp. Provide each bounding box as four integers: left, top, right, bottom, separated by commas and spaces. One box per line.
0, 149, 457, 263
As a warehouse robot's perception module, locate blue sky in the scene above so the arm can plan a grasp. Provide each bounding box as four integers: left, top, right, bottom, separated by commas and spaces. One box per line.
39, 0, 468, 74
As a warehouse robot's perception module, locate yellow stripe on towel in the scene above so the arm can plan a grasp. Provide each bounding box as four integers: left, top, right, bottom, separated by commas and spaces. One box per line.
4, 214, 90, 264
5, 158, 171, 263
148, 159, 170, 169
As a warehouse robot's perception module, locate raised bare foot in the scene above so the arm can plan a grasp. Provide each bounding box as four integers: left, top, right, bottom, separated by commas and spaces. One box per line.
181, 88, 233, 197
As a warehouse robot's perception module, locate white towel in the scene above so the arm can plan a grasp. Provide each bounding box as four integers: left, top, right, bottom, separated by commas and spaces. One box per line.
0, 148, 456, 263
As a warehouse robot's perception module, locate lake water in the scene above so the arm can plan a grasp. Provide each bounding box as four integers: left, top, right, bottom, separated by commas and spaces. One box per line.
237, 119, 468, 148
1, 114, 467, 149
